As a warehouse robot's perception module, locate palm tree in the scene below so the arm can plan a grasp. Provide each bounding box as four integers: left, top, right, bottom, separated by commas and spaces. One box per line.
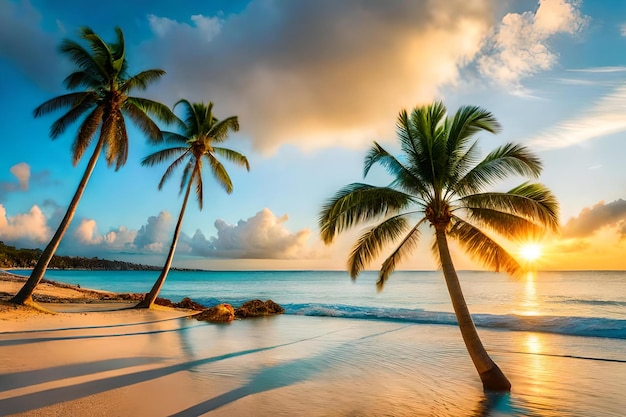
10, 27, 177, 306
319, 101, 559, 391
135, 100, 249, 309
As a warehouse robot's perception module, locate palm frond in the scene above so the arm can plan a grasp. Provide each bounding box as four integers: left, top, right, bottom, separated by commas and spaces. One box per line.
318, 184, 413, 244
378, 218, 425, 291
122, 100, 162, 142
206, 152, 234, 194
448, 217, 523, 276
209, 116, 239, 142
121, 69, 166, 92
48, 93, 99, 138
447, 105, 500, 155
460, 182, 560, 232
454, 143, 543, 196
34, 92, 96, 119
126, 97, 179, 127
63, 71, 102, 91
112, 117, 129, 171
179, 160, 194, 194
71, 106, 103, 164
161, 131, 190, 145
174, 99, 198, 135
58, 39, 104, 82
193, 165, 204, 209
348, 214, 411, 280
142, 147, 188, 167
459, 208, 545, 239
212, 147, 250, 171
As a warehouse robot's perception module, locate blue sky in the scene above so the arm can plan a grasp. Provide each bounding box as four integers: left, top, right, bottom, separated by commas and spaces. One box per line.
2, 0, 626, 270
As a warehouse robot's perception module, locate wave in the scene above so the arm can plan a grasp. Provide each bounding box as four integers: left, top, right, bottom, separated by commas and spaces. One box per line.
556, 298, 626, 307
282, 303, 626, 340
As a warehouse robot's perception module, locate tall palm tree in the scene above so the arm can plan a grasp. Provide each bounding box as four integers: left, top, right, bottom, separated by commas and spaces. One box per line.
135, 100, 249, 309
10, 27, 177, 306
319, 101, 559, 391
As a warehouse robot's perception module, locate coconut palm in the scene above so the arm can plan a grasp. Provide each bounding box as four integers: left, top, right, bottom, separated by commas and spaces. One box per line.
135, 100, 249, 308
10, 27, 177, 306
319, 101, 559, 391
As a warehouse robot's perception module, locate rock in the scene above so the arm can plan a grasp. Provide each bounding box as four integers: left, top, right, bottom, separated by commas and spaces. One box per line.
235, 299, 284, 318
174, 297, 206, 311
195, 303, 235, 322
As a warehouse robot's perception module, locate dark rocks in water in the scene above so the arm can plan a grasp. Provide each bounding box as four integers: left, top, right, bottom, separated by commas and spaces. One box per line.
154, 297, 206, 310
174, 297, 206, 311
195, 303, 235, 322
235, 299, 284, 318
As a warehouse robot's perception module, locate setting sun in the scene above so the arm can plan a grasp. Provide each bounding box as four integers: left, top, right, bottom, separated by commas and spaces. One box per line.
520, 244, 542, 262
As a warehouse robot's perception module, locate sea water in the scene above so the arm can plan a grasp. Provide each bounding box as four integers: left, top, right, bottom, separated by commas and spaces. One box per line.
10, 269, 626, 341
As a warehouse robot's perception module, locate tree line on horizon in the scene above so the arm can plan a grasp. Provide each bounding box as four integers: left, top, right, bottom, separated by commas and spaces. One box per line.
5, 25, 561, 392
0, 241, 163, 270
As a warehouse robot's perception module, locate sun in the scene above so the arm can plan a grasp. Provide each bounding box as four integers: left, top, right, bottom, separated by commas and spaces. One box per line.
519, 244, 542, 262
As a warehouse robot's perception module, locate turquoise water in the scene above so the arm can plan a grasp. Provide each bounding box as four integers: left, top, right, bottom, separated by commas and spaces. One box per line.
10, 269, 626, 340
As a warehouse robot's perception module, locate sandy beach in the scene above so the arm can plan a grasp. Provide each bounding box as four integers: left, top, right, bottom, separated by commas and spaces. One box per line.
1, 271, 625, 416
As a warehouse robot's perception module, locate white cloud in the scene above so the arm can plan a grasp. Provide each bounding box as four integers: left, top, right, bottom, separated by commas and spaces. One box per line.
73, 218, 138, 253
0, 204, 51, 246
148, 13, 222, 41
477, 0, 587, 89
527, 84, 626, 149
209, 209, 311, 259
133, 211, 172, 253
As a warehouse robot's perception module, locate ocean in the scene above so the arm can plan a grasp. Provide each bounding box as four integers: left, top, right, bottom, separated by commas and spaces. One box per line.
6, 269, 626, 416
11, 269, 626, 341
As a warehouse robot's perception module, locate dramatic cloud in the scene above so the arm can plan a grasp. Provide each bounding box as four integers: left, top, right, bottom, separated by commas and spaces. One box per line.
142, 0, 495, 152
562, 199, 626, 238
477, 0, 587, 89
208, 209, 311, 259
0, 204, 51, 247
527, 84, 626, 149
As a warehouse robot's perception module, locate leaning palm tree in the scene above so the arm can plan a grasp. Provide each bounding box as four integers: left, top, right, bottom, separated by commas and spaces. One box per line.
135, 100, 249, 309
319, 101, 559, 391
10, 27, 177, 306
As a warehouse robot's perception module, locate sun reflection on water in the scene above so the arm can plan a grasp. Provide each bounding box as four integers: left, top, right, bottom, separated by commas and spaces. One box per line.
520, 271, 540, 316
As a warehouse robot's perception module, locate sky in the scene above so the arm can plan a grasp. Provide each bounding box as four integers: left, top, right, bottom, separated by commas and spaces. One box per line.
1, 0, 626, 271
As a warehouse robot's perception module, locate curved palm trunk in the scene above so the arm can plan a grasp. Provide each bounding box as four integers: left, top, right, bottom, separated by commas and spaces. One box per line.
135, 171, 194, 309
10, 137, 106, 306
434, 226, 511, 391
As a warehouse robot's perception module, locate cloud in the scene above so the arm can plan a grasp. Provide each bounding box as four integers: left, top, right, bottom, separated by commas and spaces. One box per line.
142, 0, 495, 153
207, 209, 311, 259
133, 211, 173, 253
0, 204, 52, 247
562, 199, 626, 238
0, 0, 64, 89
9, 162, 30, 191
477, 0, 587, 89
527, 84, 626, 149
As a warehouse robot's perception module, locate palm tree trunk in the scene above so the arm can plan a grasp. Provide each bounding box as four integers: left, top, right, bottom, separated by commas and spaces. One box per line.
135, 171, 194, 309
434, 226, 511, 391
10, 137, 106, 306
